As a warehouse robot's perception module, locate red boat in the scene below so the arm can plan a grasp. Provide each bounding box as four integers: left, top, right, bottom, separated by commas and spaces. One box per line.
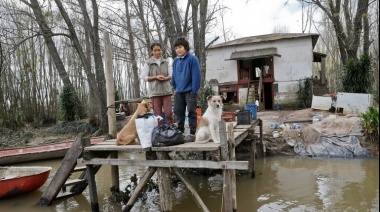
0, 166, 52, 199
0, 137, 104, 165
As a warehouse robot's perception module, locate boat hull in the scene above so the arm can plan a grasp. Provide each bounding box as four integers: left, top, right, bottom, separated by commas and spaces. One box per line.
0, 166, 52, 199
0, 137, 103, 165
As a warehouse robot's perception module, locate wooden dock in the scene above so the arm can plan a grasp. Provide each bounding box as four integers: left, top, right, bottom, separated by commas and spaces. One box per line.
78, 119, 263, 212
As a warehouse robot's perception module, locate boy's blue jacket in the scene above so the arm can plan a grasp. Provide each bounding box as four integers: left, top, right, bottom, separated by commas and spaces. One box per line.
172, 53, 201, 95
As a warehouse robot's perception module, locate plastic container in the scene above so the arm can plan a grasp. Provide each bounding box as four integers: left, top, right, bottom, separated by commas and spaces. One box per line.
270, 122, 279, 129
245, 104, 257, 120
237, 110, 252, 125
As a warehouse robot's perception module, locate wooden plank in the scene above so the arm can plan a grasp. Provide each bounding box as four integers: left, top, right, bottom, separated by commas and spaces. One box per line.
72, 166, 86, 172
37, 136, 87, 206
55, 191, 76, 199
283, 119, 312, 124
84, 144, 148, 152
151, 142, 220, 152
77, 158, 249, 170
234, 130, 249, 146
64, 179, 86, 186
234, 125, 252, 129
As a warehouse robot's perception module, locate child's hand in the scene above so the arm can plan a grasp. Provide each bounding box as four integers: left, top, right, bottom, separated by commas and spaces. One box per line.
156, 75, 166, 81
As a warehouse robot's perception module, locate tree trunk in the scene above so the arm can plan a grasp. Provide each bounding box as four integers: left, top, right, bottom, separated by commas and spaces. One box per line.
76, 0, 108, 132
124, 0, 141, 99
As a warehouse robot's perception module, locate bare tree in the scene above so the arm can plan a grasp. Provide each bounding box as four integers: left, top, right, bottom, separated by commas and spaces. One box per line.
302, 0, 370, 64
124, 0, 141, 98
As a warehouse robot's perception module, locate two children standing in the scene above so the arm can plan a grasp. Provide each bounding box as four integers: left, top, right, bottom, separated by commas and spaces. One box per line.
141, 37, 201, 142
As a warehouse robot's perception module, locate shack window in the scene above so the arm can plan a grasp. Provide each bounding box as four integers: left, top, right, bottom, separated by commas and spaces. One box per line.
218, 85, 238, 104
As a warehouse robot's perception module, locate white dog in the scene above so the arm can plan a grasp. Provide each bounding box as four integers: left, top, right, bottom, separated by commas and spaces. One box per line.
195, 95, 224, 144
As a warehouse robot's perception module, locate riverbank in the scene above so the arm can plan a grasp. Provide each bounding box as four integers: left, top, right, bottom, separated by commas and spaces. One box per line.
0, 108, 378, 157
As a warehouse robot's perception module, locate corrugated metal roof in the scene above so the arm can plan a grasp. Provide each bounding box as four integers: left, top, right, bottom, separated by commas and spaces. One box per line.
209, 33, 319, 49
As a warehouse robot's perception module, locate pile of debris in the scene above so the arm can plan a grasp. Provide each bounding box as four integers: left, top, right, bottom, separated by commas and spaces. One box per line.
259, 111, 372, 158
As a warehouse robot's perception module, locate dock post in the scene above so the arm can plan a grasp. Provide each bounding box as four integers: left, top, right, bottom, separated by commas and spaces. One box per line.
156, 151, 172, 211
110, 152, 120, 190
219, 120, 234, 212
87, 164, 99, 212
250, 132, 256, 179
227, 123, 237, 211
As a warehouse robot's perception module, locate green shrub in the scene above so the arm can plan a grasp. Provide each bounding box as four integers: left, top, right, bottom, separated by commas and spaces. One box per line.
361, 107, 379, 144
296, 77, 313, 109
342, 54, 373, 93
60, 84, 79, 122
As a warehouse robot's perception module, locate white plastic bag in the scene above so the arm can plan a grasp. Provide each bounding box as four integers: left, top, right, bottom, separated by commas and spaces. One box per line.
135, 114, 158, 148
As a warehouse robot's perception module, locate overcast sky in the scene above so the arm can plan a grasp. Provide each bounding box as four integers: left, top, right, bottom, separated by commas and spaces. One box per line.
208, 0, 316, 43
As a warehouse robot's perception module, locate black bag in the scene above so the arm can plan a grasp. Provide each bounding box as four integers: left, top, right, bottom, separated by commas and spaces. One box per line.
151, 124, 184, 147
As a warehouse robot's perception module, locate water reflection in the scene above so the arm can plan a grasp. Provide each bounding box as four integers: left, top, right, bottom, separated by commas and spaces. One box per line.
0, 155, 378, 212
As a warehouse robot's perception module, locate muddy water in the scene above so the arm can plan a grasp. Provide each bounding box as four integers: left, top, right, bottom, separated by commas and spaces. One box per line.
0, 154, 378, 212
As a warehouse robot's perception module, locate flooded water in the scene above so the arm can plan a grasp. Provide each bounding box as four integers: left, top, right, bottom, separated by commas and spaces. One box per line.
0, 154, 378, 212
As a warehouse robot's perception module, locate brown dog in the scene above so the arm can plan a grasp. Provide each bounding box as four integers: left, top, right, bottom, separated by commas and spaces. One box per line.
116, 102, 150, 145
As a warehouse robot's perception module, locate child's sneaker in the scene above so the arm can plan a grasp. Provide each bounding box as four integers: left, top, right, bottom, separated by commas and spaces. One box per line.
184, 134, 196, 143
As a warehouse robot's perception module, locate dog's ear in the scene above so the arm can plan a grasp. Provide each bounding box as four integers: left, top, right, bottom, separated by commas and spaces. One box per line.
220, 95, 226, 100
206, 95, 212, 101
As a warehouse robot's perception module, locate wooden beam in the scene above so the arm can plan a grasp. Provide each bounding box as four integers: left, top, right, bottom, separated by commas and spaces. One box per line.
227, 123, 237, 211
87, 164, 99, 212
172, 168, 210, 212
156, 152, 172, 211
77, 158, 249, 170
123, 167, 156, 212
110, 152, 119, 190
283, 119, 312, 124
219, 120, 228, 161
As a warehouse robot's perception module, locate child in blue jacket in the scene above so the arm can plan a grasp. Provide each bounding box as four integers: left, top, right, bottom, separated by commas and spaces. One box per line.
172, 37, 201, 142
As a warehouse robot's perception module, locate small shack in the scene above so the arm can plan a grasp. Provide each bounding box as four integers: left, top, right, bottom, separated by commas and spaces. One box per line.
206, 33, 327, 110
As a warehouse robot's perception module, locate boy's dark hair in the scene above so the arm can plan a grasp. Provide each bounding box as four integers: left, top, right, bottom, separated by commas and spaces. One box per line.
173, 37, 189, 52
150, 42, 161, 50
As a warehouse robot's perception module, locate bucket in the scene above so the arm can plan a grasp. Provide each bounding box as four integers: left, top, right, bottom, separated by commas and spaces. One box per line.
245, 104, 257, 120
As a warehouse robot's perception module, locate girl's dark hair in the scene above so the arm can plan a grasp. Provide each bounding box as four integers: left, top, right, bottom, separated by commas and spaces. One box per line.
173, 37, 189, 51
150, 42, 161, 50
